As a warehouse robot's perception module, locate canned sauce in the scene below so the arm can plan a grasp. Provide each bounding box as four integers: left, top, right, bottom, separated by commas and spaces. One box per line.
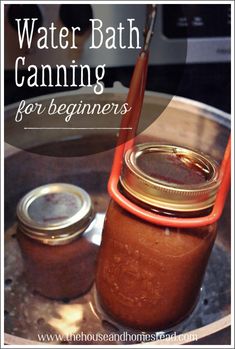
96, 144, 220, 330
17, 183, 98, 300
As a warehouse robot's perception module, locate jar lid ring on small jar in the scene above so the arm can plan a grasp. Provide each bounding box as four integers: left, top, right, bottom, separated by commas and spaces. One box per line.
120, 143, 220, 212
17, 183, 94, 245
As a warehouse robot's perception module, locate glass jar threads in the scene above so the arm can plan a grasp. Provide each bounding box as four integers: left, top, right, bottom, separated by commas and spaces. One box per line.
96, 144, 220, 331
17, 183, 98, 300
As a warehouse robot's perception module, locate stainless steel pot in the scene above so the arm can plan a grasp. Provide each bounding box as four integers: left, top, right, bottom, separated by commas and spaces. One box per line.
4, 86, 231, 345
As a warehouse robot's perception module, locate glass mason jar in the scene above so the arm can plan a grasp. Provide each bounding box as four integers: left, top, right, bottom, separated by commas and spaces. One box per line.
96, 144, 220, 331
17, 183, 98, 300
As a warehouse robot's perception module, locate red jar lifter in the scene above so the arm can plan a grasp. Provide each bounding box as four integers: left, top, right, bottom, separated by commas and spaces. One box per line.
108, 5, 231, 228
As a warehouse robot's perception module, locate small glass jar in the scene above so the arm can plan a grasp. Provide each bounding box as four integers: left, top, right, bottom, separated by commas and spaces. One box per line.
96, 144, 220, 331
17, 183, 98, 300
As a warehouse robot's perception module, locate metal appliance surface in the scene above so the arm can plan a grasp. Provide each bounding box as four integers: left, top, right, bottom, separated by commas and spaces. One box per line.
4, 4, 231, 69
4, 4, 231, 111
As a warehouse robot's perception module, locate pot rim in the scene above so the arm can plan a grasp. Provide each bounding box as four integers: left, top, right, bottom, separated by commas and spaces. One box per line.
4, 82, 230, 128
4, 314, 231, 346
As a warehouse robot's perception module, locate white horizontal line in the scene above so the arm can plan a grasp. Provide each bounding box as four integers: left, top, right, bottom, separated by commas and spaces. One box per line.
24, 127, 132, 130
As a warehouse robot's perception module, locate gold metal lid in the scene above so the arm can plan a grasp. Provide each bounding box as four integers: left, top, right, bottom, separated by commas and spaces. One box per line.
120, 144, 220, 212
17, 183, 94, 245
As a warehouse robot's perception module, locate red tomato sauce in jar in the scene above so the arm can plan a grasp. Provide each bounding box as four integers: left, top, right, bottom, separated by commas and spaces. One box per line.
96, 144, 220, 331
17, 183, 98, 300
